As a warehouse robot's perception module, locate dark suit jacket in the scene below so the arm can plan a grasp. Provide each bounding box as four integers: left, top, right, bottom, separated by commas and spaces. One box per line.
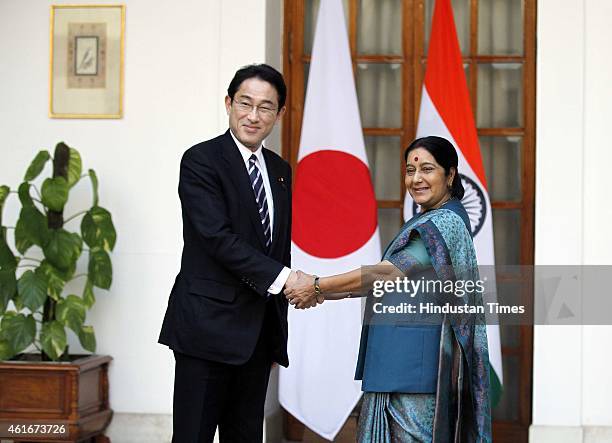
159, 130, 292, 367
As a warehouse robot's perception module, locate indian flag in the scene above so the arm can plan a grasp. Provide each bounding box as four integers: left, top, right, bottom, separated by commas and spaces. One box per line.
403, 0, 503, 405
278, 0, 381, 439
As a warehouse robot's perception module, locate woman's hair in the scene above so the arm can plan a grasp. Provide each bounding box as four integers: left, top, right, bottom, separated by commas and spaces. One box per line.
404, 136, 465, 200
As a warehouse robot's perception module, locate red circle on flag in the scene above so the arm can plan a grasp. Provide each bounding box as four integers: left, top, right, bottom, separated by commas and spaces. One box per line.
292, 150, 378, 258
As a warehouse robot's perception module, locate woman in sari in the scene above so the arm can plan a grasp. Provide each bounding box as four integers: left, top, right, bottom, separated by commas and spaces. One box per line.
285, 136, 492, 442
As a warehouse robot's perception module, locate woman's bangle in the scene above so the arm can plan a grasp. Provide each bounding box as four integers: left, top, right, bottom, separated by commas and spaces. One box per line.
313, 275, 322, 295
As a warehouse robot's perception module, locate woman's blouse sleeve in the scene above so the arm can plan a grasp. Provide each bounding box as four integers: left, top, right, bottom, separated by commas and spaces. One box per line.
387, 234, 431, 275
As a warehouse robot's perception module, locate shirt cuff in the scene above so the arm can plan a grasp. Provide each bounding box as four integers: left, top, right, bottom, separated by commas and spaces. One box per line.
267, 267, 292, 295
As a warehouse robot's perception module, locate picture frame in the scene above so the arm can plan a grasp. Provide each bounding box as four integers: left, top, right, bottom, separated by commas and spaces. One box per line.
49, 4, 125, 119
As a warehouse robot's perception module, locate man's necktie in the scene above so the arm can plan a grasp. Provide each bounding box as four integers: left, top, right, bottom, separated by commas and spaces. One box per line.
248, 154, 272, 249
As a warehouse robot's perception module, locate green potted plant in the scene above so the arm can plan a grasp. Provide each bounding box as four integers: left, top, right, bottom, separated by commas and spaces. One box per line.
0, 142, 115, 441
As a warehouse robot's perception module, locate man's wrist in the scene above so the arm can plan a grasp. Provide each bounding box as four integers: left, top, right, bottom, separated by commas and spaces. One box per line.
269, 267, 292, 294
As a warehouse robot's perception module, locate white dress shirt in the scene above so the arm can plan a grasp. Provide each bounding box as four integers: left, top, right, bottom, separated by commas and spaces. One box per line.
230, 130, 291, 294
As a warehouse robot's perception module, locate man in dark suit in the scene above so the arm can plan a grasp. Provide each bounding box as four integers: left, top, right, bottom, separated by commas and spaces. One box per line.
159, 64, 298, 442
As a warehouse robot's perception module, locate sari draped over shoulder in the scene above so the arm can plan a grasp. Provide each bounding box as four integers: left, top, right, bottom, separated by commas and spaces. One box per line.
356, 200, 492, 443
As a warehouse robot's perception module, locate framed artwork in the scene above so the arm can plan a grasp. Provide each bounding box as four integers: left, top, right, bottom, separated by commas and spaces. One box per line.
50, 5, 125, 118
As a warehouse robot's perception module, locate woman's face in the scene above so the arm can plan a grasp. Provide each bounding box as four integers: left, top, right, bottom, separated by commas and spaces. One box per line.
405, 147, 454, 211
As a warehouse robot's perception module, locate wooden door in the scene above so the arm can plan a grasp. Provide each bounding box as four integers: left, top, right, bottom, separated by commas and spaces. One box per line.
282, 1, 536, 440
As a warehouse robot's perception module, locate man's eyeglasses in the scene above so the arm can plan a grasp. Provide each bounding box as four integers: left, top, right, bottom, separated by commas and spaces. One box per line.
232, 99, 278, 119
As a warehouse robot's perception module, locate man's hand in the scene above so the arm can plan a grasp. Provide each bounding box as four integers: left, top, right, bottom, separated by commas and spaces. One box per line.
284, 270, 299, 290
285, 270, 320, 309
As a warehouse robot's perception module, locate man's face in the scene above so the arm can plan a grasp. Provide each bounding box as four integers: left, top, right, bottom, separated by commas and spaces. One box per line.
225, 78, 285, 150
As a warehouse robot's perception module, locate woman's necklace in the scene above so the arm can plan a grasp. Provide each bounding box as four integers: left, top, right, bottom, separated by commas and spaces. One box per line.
422, 194, 453, 213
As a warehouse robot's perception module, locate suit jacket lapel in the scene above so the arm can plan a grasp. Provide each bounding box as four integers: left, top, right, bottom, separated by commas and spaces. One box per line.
263, 149, 288, 252
220, 131, 268, 250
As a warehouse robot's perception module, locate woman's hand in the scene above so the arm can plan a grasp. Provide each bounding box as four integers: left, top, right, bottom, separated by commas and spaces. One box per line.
284, 270, 320, 309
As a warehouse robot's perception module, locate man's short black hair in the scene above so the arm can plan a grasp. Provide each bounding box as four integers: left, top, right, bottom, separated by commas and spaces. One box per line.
227, 64, 287, 111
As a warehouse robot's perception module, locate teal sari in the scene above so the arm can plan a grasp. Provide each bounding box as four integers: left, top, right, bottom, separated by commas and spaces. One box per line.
356, 199, 492, 443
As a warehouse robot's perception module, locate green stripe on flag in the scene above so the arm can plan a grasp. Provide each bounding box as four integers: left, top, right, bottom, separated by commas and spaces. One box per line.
490, 366, 503, 408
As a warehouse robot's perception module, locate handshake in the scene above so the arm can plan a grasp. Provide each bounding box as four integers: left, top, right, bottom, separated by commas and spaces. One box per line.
284, 270, 324, 310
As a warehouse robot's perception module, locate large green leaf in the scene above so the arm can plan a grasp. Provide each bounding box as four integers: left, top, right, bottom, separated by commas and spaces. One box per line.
38, 260, 67, 300
88, 247, 112, 289
0, 270, 17, 314
41, 320, 67, 360
16, 205, 49, 248
0, 227, 17, 270
89, 169, 99, 207
43, 229, 82, 271
60, 260, 76, 283
0, 185, 9, 203
81, 206, 117, 251
1, 313, 36, 354
78, 325, 96, 353
0, 310, 16, 327
16, 270, 47, 311
82, 279, 95, 308
18, 182, 34, 207
0, 339, 14, 360
14, 217, 33, 255
56, 295, 86, 333
67, 148, 83, 188
0, 185, 9, 213
24, 150, 51, 182
41, 177, 69, 212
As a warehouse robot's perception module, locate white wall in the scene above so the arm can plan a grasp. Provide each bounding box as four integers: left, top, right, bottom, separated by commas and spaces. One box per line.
579, 0, 612, 430
533, 0, 612, 441
0, 0, 277, 425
